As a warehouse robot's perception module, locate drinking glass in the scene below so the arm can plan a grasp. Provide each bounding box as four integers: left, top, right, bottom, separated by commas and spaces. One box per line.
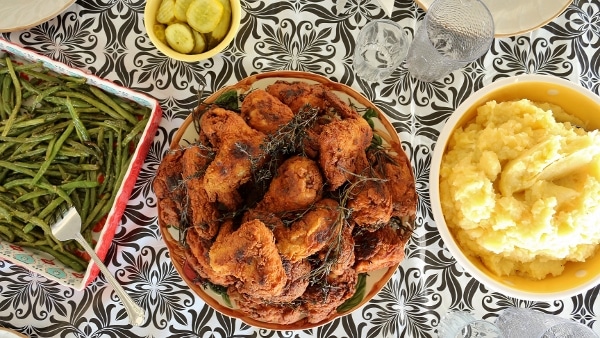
437, 311, 504, 338
353, 19, 409, 82
404, 0, 494, 82
495, 307, 599, 338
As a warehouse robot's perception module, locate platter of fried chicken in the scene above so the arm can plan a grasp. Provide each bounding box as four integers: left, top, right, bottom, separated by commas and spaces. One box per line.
154, 71, 417, 329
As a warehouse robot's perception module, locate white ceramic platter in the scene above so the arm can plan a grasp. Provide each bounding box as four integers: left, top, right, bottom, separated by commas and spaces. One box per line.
0, 0, 75, 33
414, 0, 572, 37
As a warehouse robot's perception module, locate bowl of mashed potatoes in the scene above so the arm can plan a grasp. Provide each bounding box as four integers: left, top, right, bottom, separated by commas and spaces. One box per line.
430, 74, 600, 301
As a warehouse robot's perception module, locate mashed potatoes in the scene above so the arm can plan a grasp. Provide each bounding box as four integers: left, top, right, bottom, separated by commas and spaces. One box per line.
440, 99, 600, 280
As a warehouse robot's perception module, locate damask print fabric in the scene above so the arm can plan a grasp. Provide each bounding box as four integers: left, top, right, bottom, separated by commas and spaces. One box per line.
1, 0, 600, 337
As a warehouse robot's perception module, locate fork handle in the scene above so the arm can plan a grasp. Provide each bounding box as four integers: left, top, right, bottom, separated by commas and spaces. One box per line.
75, 233, 146, 326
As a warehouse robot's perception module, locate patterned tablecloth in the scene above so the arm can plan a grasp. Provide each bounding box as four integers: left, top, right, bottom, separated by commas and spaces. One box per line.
1, 0, 600, 337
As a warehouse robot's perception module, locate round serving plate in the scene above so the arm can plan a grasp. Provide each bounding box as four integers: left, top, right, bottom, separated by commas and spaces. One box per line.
414, 0, 572, 37
0, 0, 75, 33
158, 70, 416, 330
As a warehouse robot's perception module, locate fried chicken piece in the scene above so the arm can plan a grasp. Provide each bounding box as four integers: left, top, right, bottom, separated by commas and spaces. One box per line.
347, 178, 393, 231
382, 154, 418, 219
153, 149, 184, 199
154, 150, 185, 227
268, 258, 311, 303
228, 287, 306, 324
157, 199, 181, 228
256, 155, 324, 214
181, 145, 220, 239
302, 268, 357, 324
240, 89, 295, 134
273, 198, 341, 262
353, 225, 409, 273
318, 117, 373, 190
209, 219, 287, 298
242, 208, 284, 231
185, 226, 235, 286
266, 81, 328, 114
265, 81, 360, 119
200, 107, 266, 210
318, 223, 355, 277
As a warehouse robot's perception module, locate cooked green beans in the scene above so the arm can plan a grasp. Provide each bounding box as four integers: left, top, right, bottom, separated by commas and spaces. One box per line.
0, 54, 152, 272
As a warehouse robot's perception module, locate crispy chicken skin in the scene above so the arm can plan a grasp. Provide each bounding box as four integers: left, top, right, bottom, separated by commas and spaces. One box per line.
153, 149, 183, 199
265, 81, 360, 119
256, 155, 324, 214
200, 107, 266, 210
154, 150, 185, 227
353, 225, 408, 273
319, 223, 355, 277
273, 198, 341, 262
347, 179, 393, 230
318, 117, 373, 190
209, 219, 287, 298
382, 156, 418, 218
266, 81, 328, 114
185, 226, 234, 286
302, 268, 357, 323
181, 145, 220, 239
268, 258, 311, 303
228, 287, 306, 324
241, 89, 295, 134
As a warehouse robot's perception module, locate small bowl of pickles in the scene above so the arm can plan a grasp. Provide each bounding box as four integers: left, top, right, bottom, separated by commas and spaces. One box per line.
144, 0, 241, 62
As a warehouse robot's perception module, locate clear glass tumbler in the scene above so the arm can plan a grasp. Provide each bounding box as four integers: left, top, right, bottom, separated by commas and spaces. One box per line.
353, 19, 409, 82
404, 0, 494, 82
495, 307, 599, 338
437, 311, 504, 338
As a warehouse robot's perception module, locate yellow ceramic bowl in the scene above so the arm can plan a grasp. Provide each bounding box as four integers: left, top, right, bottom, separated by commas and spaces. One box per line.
430, 74, 600, 301
144, 0, 241, 62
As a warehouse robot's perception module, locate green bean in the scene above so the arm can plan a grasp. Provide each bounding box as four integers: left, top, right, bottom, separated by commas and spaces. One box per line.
17, 243, 85, 272
9, 148, 47, 162
0, 133, 55, 144
1, 75, 12, 118
31, 123, 74, 185
0, 74, 5, 120
0, 204, 11, 221
83, 194, 109, 230
0, 225, 15, 242
88, 86, 138, 124
20, 69, 64, 84
55, 90, 129, 122
10, 226, 37, 243
0, 160, 40, 178
2, 57, 22, 137
0, 61, 42, 74
14, 190, 50, 204
122, 117, 149, 147
65, 98, 90, 142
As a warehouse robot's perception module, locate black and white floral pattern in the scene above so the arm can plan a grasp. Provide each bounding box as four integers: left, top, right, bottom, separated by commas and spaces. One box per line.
1, 0, 600, 337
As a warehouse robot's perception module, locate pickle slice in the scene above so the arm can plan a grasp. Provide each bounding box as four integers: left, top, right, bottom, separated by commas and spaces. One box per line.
165, 23, 195, 54
186, 0, 224, 33
208, 0, 232, 48
174, 0, 195, 22
153, 24, 168, 44
191, 29, 207, 54
156, 0, 177, 24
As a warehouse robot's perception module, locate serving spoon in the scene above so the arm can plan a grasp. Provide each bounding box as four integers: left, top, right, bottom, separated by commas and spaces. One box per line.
51, 207, 146, 326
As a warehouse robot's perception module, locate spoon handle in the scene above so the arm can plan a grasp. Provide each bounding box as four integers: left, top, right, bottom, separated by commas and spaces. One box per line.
75, 233, 146, 326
